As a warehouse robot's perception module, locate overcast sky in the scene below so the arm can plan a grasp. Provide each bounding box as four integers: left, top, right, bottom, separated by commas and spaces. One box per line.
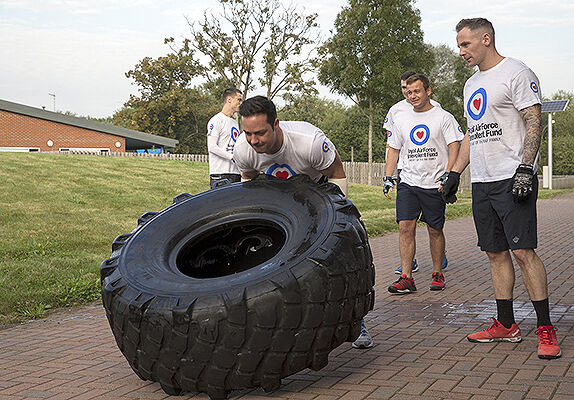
1, 0, 572, 118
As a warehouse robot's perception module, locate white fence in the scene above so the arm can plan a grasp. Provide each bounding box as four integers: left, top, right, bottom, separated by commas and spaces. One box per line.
343, 162, 385, 186
52, 151, 574, 190
341, 161, 471, 190
54, 150, 208, 162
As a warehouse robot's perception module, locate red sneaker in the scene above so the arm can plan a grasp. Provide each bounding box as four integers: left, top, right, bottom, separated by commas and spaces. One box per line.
535, 326, 561, 359
467, 318, 522, 343
430, 272, 445, 291
388, 274, 417, 294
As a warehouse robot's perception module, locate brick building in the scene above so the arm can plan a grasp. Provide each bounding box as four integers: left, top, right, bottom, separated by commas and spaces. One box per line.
0, 99, 178, 153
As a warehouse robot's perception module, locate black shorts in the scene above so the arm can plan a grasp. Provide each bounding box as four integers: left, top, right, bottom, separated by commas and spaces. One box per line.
396, 182, 446, 230
472, 177, 538, 252
210, 173, 241, 188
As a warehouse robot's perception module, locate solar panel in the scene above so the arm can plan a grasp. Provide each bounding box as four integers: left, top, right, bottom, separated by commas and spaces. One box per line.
542, 100, 569, 113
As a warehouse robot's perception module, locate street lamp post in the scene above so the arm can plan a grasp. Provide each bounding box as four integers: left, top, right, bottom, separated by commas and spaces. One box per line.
548, 112, 553, 190
48, 93, 55, 112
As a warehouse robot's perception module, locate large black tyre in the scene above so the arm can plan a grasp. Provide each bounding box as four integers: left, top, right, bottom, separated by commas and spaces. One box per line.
100, 175, 375, 399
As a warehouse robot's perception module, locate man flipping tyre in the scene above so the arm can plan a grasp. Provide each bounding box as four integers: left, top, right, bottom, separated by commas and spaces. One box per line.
233, 95, 374, 349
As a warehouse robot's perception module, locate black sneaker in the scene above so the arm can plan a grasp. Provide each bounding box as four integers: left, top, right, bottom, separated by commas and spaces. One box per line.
388, 274, 417, 294
430, 271, 446, 291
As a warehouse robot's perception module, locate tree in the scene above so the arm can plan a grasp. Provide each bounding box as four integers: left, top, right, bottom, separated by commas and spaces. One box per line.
318, 0, 432, 183
278, 94, 386, 162
260, 5, 320, 98
112, 39, 218, 153
328, 104, 386, 163
279, 94, 351, 159
113, 87, 218, 154
188, 0, 320, 99
125, 38, 203, 100
428, 44, 474, 127
278, 93, 344, 128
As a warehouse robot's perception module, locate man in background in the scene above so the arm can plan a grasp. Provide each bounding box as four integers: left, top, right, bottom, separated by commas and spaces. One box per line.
207, 88, 243, 187
384, 74, 462, 294
384, 71, 449, 275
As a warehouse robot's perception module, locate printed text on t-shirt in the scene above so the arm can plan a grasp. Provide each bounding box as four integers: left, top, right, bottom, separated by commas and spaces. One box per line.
407, 147, 438, 160
468, 122, 503, 143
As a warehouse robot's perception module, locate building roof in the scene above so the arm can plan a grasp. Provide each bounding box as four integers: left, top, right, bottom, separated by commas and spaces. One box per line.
0, 98, 179, 150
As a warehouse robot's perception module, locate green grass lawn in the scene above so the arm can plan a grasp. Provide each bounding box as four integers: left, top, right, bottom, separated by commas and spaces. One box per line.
0, 152, 570, 323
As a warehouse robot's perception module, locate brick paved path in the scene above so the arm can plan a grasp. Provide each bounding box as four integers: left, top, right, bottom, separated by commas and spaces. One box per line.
1, 194, 573, 399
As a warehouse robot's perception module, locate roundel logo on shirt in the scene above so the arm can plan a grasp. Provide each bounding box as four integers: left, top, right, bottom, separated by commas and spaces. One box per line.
467, 88, 487, 121
384, 117, 389, 124
387, 130, 393, 138
266, 163, 296, 179
410, 124, 430, 146
322, 140, 330, 153
530, 81, 539, 93
458, 125, 463, 134
230, 126, 240, 142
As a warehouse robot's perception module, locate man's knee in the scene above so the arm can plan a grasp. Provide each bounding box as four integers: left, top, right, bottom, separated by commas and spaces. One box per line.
486, 250, 511, 263
426, 226, 443, 238
398, 220, 417, 236
511, 248, 537, 264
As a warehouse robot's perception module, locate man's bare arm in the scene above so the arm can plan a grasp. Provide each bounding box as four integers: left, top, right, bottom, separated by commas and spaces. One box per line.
384, 147, 400, 177
450, 132, 470, 173
320, 152, 346, 179
320, 152, 348, 196
241, 171, 259, 181
519, 104, 542, 165
445, 141, 461, 172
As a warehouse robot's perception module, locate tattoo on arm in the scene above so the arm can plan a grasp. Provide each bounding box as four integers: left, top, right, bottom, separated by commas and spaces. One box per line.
519, 104, 542, 165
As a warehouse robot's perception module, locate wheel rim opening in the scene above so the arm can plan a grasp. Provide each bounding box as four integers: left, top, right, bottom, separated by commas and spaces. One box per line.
176, 220, 287, 278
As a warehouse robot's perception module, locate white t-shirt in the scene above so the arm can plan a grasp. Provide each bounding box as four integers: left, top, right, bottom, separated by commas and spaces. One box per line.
463, 57, 541, 183
387, 106, 464, 189
233, 121, 337, 182
206, 112, 240, 175
384, 98, 441, 169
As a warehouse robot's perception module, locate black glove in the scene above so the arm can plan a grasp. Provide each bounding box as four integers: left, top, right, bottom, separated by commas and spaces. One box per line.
435, 172, 449, 186
510, 164, 534, 202
441, 171, 460, 204
383, 176, 395, 199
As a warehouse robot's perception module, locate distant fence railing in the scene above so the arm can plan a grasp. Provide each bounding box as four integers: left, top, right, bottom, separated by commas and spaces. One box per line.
341, 161, 471, 191
343, 162, 384, 186
55, 150, 208, 162
54, 151, 574, 190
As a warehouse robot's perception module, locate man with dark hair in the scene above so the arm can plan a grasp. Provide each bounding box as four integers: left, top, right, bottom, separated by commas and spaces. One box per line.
384, 74, 463, 294
456, 17, 495, 41
383, 71, 448, 275
234, 95, 374, 349
207, 88, 243, 187
442, 17, 561, 359
234, 96, 347, 188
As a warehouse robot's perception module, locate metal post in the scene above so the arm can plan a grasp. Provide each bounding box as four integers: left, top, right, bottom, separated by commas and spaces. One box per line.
48, 93, 56, 112
548, 112, 553, 190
